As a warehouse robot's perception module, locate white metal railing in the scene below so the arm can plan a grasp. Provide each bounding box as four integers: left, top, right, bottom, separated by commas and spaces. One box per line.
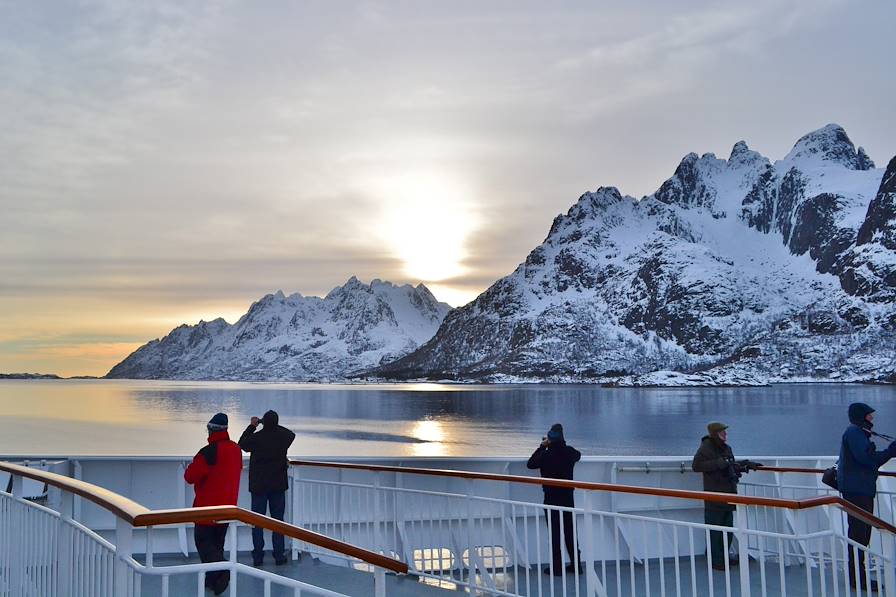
0, 491, 362, 597
290, 462, 896, 597
5, 455, 896, 596
0, 462, 403, 597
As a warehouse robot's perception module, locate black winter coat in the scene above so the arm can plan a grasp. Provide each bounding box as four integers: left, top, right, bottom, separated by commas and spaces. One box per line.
692, 435, 740, 511
526, 441, 581, 506
239, 424, 296, 494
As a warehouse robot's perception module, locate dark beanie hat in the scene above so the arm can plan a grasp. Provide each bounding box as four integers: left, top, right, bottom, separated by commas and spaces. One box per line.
207, 412, 228, 433
547, 423, 564, 442
262, 410, 279, 427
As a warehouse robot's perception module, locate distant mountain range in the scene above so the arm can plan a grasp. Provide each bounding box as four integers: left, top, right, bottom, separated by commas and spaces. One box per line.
107, 278, 450, 381
109, 125, 896, 385
0, 373, 62, 380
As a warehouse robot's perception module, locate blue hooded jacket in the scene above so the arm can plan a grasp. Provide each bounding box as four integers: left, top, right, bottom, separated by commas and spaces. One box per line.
837, 403, 896, 496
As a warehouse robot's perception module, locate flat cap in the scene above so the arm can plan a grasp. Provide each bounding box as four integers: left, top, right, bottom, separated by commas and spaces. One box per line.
707, 421, 728, 435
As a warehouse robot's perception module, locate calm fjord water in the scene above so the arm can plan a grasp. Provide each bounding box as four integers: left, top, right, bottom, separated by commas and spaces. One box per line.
1, 380, 894, 457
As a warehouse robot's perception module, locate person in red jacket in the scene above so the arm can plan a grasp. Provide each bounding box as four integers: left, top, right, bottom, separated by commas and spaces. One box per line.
184, 413, 243, 596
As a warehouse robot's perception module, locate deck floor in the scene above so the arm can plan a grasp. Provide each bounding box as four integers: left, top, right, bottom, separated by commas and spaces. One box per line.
140, 552, 458, 596
139, 552, 878, 596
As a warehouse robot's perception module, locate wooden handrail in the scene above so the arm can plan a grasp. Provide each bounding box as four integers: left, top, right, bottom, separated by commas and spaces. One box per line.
290, 459, 896, 534
758, 465, 896, 478
0, 460, 149, 522
132, 507, 406, 573
0, 461, 407, 574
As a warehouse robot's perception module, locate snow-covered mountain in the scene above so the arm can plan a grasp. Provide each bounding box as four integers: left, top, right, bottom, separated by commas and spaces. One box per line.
107, 278, 451, 381
377, 125, 896, 384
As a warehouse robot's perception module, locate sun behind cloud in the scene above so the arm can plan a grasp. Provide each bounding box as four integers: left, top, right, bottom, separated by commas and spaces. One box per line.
373, 170, 480, 283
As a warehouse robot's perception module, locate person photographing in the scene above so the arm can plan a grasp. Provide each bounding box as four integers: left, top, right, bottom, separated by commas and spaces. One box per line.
239, 410, 296, 566
692, 422, 762, 571
526, 423, 583, 575
837, 402, 896, 591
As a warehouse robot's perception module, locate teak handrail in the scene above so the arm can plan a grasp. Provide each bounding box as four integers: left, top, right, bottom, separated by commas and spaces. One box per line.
757, 465, 896, 478
290, 459, 896, 534
0, 461, 407, 574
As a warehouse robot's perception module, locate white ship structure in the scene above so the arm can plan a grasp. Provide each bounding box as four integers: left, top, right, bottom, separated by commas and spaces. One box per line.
2, 453, 895, 596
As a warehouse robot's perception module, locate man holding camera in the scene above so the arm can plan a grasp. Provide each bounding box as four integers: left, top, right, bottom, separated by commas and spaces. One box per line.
692, 422, 762, 571
239, 410, 296, 566
527, 423, 582, 576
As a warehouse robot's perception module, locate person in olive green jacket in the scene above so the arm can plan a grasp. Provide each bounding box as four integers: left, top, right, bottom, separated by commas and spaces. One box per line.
692, 422, 762, 570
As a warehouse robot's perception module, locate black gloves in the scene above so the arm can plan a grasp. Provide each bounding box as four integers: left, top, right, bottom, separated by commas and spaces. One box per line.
737, 460, 764, 472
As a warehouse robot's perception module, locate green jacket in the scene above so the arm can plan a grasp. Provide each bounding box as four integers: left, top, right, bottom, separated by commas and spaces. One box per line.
692, 435, 738, 511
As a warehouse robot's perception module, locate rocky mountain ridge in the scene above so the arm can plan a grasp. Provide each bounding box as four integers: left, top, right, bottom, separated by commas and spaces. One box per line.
107, 278, 451, 380
377, 124, 896, 384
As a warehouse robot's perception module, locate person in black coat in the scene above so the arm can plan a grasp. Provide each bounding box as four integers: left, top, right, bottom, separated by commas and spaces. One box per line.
239, 410, 296, 566
692, 421, 761, 571
527, 423, 582, 576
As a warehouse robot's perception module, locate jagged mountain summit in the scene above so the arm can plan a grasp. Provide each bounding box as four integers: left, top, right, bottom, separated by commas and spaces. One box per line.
107, 278, 451, 381
377, 124, 896, 385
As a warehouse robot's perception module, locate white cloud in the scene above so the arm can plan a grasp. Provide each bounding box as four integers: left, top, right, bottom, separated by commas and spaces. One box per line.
0, 0, 892, 375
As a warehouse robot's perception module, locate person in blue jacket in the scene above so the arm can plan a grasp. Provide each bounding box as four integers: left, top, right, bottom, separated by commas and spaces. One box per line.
837, 402, 896, 591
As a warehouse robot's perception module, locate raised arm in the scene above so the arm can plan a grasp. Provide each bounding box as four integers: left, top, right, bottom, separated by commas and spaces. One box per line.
845, 427, 896, 469
238, 424, 257, 452
527, 446, 547, 469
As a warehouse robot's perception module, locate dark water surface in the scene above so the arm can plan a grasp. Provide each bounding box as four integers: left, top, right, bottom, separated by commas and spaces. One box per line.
0, 380, 894, 457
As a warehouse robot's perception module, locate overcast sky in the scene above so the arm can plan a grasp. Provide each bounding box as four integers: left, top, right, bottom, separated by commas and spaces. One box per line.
1, 0, 894, 376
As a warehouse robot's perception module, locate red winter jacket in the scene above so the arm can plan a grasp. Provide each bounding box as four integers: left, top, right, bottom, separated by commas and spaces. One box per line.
184, 431, 243, 524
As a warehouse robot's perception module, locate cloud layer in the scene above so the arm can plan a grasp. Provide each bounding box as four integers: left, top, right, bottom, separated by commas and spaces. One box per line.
1, 0, 894, 375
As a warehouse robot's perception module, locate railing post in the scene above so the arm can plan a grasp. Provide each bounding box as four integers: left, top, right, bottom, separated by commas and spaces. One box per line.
466, 478, 476, 578
114, 517, 134, 596
735, 505, 752, 597
374, 472, 383, 553
57, 489, 75, 597
883, 530, 896, 597
374, 566, 386, 597
290, 466, 299, 560
583, 491, 606, 597
9, 474, 23, 596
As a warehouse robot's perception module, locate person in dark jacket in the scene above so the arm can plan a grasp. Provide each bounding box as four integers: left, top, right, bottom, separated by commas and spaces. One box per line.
837, 402, 896, 591
692, 422, 761, 571
239, 410, 296, 566
184, 413, 243, 596
527, 423, 582, 576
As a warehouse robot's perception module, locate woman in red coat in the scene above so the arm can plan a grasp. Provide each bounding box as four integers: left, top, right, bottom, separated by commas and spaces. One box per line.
184, 413, 243, 595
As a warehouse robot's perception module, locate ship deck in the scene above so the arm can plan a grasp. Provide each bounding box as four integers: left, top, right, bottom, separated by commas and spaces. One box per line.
3, 455, 894, 597
142, 551, 850, 597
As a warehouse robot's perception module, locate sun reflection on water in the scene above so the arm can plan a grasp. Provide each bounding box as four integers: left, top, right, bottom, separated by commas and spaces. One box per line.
411, 419, 447, 457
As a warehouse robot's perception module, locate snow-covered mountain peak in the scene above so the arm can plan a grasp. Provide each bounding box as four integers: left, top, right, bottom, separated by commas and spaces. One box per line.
378, 125, 896, 384
729, 140, 750, 159
781, 123, 868, 170
107, 276, 452, 381
569, 186, 625, 215
857, 147, 876, 170
727, 140, 767, 169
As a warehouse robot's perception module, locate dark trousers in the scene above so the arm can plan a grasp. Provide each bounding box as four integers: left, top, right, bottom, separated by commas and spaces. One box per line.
251, 490, 287, 561
194, 524, 229, 588
843, 493, 875, 584
544, 505, 581, 569
704, 509, 734, 566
